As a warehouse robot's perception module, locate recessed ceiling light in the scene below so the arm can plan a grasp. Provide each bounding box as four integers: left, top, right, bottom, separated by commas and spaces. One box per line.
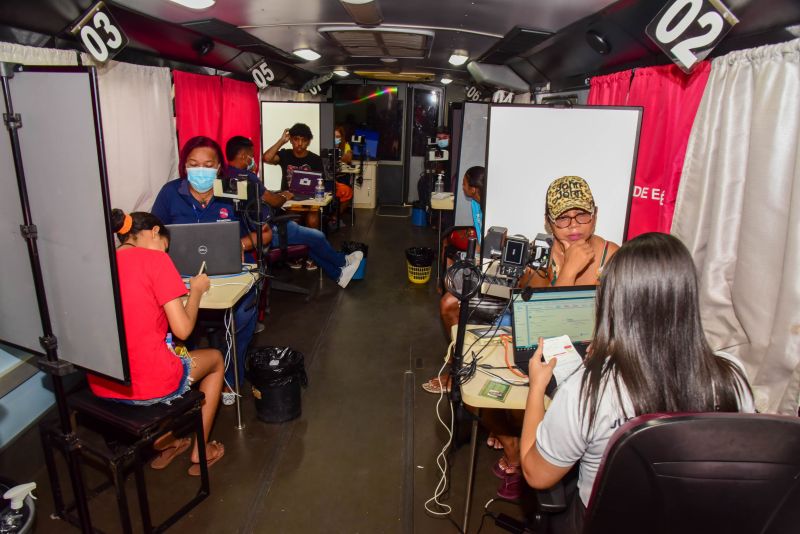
380, 57, 398, 63
168, 0, 216, 9
441, 77, 453, 85
339, 0, 383, 27
333, 68, 350, 77
293, 48, 321, 61
448, 50, 469, 66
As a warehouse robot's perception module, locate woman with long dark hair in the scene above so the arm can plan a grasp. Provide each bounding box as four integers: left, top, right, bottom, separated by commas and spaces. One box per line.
89, 210, 225, 476
520, 232, 754, 531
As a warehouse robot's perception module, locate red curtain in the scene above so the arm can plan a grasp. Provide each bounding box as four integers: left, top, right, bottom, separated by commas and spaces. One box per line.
587, 70, 633, 106
173, 70, 222, 151
220, 77, 261, 172
587, 63, 711, 239
174, 71, 261, 169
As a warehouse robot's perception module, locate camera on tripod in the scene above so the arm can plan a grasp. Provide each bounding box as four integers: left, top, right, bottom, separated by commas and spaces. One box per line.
484, 226, 553, 280
213, 172, 248, 200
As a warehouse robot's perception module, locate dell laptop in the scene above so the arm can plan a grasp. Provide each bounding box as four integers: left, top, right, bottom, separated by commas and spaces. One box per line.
166, 222, 242, 276
510, 286, 597, 374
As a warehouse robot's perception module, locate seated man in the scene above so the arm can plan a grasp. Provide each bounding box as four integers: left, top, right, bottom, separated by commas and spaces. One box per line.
226, 135, 363, 289
262, 122, 326, 254
151, 135, 271, 404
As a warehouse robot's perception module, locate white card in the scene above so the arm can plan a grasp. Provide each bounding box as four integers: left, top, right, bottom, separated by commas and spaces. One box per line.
542, 335, 583, 384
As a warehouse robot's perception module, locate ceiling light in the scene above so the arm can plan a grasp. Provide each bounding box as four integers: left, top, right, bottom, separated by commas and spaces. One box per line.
339, 0, 383, 27
333, 68, 350, 77
293, 48, 321, 61
448, 50, 469, 66
441, 77, 453, 85
168, 0, 216, 9
380, 57, 397, 63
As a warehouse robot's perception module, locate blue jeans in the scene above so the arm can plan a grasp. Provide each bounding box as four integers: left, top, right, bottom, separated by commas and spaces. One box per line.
271, 221, 346, 281
227, 286, 258, 387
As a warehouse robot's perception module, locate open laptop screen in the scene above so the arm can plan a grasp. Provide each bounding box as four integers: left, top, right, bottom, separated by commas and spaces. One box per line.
511, 286, 597, 353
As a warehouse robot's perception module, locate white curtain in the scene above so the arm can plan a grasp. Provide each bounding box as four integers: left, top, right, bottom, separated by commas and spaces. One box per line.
259, 86, 325, 102
673, 38, 800, 414
0, 42, 79, 66
83, 56, 178, 212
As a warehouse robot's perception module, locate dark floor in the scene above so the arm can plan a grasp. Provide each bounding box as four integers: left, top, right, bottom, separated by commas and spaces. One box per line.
1, 208, 531, 533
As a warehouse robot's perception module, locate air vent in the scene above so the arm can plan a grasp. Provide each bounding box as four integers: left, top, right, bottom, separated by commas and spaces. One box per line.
479, 27, 552, 64
320, 26, 434, 58
353, 70, 435, 82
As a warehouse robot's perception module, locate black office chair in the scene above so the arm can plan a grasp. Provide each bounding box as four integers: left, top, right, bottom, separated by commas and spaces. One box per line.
263, 213, 313, 300
532, 412, 800, 534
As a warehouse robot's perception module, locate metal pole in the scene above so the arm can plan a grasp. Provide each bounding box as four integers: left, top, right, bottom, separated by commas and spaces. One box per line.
230, 311, 244, 430
462, 417, 480, 533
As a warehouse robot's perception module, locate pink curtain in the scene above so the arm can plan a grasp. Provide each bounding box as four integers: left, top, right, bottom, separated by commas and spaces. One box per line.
220, 77, 261, 172
587, 70, 633, 105
625, 62, 711, 238
173, 70, 222, 151
587, 63, 711, 238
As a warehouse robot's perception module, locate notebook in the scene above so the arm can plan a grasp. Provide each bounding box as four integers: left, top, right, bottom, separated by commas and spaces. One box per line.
166, 222, 242, 276
288, 169, 322, 200
510, 286, 596, 374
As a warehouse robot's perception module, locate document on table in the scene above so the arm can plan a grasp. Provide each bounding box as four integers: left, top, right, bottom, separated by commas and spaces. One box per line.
542, 335, 583, 385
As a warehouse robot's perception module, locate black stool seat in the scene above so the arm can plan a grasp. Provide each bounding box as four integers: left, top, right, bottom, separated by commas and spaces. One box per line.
69, 388, 204, 438
41, 387, 209, 534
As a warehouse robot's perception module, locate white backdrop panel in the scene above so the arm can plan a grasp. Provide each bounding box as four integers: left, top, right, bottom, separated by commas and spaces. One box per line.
260, 102, 320, 190
485, 105, 641, 244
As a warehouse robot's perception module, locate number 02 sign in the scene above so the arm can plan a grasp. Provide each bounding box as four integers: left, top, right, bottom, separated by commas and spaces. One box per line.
646, 0, 738, 73
70, 1, 128, 63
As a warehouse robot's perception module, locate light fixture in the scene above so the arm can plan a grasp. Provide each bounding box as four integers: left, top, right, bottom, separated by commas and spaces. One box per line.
448, 50, 469, 66
339, 0, 383, 27
168, 0, 216, 9
293, 48, 321, 61
441, 77, 453, 85
380, 57, 398, 63
333, 68, 350, 77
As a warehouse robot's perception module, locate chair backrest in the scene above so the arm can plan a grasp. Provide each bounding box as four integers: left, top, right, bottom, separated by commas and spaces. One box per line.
583, 412, 800, 534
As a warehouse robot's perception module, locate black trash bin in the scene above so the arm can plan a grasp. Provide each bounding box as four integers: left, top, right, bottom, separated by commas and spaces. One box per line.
246, 346, 307, 423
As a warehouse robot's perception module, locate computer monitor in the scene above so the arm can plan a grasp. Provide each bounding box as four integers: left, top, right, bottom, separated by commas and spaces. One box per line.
511, 286, 597, 370
352, 128, 379, 159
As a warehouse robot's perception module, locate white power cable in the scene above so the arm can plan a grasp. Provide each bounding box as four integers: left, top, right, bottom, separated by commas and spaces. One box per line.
425, 341, 456, 517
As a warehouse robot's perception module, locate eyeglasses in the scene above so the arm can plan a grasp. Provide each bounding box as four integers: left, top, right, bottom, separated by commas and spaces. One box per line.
549, 210, 594, 228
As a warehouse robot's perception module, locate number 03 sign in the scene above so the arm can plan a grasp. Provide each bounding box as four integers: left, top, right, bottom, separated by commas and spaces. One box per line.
646, 0, 738, 73
69, 1, 128, 64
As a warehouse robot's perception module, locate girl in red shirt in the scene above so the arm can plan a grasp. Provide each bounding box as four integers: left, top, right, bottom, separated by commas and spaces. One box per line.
88, 209, 225, 476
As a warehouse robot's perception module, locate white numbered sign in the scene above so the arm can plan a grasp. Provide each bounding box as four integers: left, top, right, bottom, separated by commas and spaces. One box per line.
465, 85, 483, 102
250, 60, 275, 90
71, 1, 128, 63
646, 0, 738, 73
308, 85, 322, 95
492, 90, 514, 103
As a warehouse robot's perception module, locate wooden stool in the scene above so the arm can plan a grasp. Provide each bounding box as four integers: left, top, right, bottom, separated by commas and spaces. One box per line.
41, 388, 208, 534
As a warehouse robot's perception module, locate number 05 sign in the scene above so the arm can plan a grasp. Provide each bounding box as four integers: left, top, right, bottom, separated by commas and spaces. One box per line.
646, 0, 738, 73
69, 1, 128, 63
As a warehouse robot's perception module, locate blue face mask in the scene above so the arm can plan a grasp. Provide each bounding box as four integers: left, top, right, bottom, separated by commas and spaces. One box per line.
246, 156, 255, 172
334, 137, 341, 146
436, 138, 449, 149
186, 167, 217, 193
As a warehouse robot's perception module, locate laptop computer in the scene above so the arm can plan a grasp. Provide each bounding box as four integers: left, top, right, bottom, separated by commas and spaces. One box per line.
166, 222, 242, 276
288, 169, 322, 200
510, 286, 597, 375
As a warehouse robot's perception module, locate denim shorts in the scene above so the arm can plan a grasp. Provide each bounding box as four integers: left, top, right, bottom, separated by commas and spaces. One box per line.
113, 354, 193, 406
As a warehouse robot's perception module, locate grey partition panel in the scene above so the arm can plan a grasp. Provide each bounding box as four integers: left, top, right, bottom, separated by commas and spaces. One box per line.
0, 107, 41, 355
320, 102, 334, 152
485, 105, 642, 245
3, 69, 128, 381
455, 103, 488, 227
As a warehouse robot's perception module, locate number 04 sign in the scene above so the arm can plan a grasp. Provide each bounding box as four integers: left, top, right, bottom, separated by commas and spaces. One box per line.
646, 0, 738, 73
69, 1, 128, 64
